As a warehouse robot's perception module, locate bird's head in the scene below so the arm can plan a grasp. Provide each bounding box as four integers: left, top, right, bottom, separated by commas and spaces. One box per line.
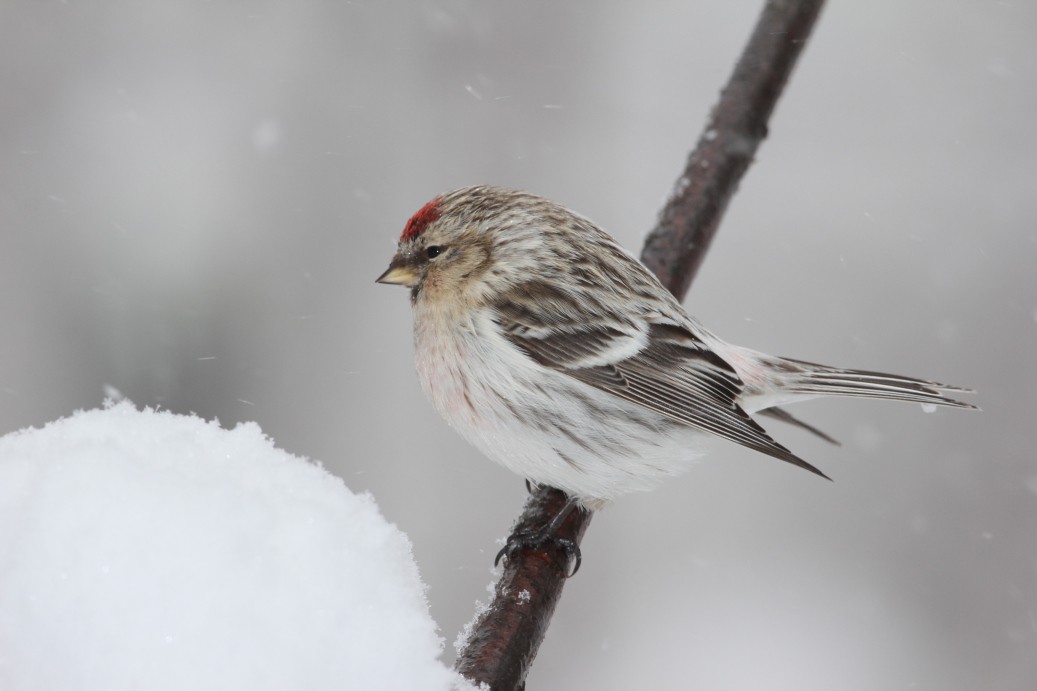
376, 185, 563, 306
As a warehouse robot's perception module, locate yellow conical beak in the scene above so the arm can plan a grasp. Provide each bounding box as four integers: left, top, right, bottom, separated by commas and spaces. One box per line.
375, 261, 419, 287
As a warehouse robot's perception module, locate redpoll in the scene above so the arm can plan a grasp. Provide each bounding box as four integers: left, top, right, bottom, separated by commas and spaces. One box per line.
377, 185, 975, 561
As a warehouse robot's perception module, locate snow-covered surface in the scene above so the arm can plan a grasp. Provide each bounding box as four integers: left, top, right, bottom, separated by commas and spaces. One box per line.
0, 402, 460, 691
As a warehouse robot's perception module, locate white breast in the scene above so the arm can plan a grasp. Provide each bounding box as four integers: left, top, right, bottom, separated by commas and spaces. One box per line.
411, 304, 707, 506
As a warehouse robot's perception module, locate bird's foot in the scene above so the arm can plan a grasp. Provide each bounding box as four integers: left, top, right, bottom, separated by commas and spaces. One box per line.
494, 494, 583, 576
494, 528, 582, 577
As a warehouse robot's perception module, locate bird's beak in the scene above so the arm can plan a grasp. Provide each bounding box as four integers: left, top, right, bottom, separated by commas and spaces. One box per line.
375, 259, 419, 288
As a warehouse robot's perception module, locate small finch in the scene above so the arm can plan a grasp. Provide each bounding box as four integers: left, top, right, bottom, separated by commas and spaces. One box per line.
377, 185, 975, 565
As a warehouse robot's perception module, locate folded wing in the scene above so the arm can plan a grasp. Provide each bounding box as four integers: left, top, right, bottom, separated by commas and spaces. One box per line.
493, 282, 828, 478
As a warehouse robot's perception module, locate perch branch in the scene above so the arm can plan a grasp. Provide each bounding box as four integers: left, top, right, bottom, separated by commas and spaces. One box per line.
453, 1, 826, 688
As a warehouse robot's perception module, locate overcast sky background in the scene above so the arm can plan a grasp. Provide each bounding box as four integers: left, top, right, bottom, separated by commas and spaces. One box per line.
2, 1, 1035, 689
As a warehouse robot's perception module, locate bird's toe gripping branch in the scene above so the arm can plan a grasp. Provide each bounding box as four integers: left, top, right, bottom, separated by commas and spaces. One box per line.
495, 493, 584, 577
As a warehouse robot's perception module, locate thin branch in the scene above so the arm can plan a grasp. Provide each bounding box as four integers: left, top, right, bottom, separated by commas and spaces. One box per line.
453, 488, 589, 689
453, 1, 826, 688
643, 0, 826, 296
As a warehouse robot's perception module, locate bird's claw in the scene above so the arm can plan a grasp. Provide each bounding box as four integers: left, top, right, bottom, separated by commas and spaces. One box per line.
494, 529, 582, 577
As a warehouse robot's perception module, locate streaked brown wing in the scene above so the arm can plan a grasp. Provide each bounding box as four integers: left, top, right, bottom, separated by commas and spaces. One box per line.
493, 285, 827, 477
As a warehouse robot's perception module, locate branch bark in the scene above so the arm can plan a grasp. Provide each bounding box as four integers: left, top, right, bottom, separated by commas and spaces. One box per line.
642, 0, 827, 295
454, 1, 826, 688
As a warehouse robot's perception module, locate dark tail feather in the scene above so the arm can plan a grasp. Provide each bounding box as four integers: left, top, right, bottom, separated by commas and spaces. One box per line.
757, 406, 841, 446
780, 357, 978, 410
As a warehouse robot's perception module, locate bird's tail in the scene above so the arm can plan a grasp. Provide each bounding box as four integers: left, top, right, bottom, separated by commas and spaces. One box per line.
764, 356, 978, 410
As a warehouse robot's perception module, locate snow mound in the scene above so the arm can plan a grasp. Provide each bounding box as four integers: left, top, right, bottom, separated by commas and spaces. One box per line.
0, 402, 460, 691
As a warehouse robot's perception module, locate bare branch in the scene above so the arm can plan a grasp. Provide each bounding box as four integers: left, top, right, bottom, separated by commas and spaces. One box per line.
453, 2, 826, 688
642, 0, 826, 296
453, 489, 589, 688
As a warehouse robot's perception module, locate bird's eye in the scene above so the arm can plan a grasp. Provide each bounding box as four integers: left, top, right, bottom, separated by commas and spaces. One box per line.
425, 245, 444, 259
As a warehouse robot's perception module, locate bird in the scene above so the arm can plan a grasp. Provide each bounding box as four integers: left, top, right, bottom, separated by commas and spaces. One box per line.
376, 185, 975, 569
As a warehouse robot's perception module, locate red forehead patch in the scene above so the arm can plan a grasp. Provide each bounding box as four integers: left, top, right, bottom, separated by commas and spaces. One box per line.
400, 198, 441, 242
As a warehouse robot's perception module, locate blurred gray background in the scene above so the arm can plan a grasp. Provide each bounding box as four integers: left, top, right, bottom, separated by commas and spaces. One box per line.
2, 1, 1034, 689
